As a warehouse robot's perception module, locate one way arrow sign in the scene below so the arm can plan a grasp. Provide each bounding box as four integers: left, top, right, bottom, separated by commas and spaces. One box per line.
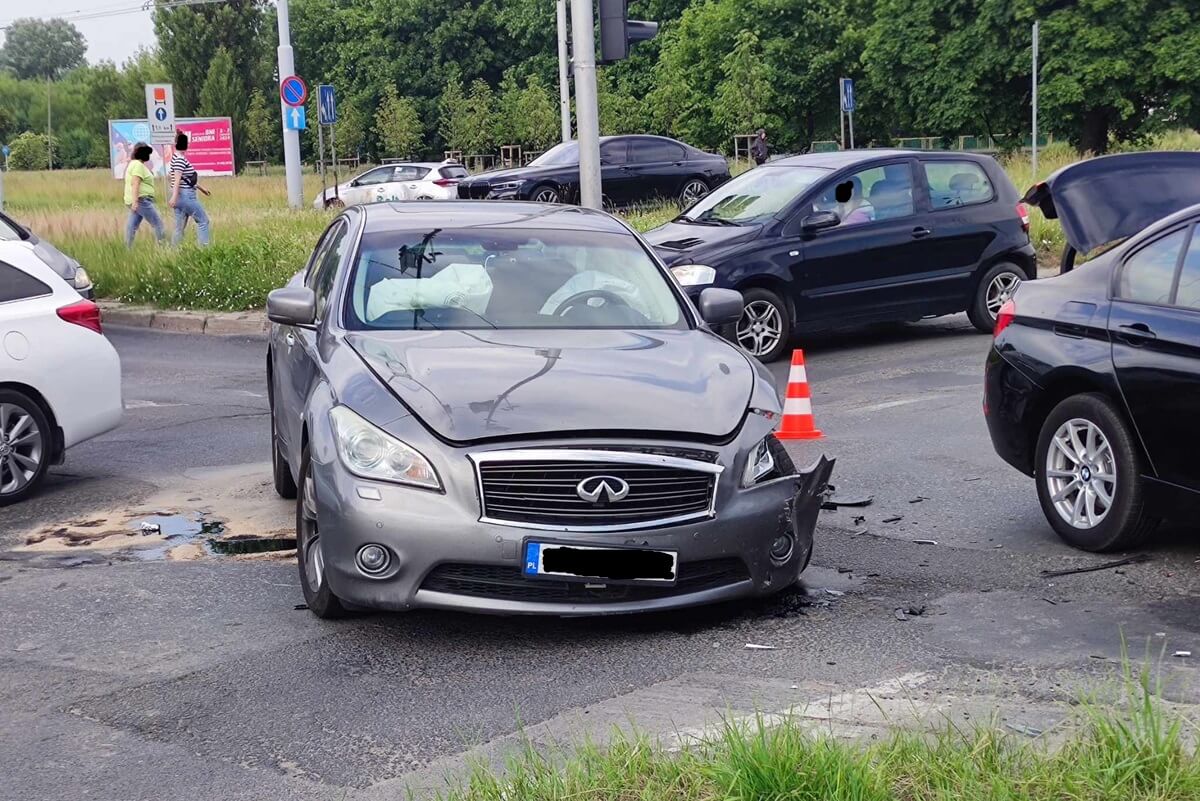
285, 106, 307, 131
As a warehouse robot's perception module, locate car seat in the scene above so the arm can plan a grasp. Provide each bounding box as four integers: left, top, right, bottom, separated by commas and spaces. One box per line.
868, 179, 912, 220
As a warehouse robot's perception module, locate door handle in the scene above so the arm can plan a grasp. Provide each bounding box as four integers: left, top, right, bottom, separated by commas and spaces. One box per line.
911, 226, 933, 239
1117, 323, 1156, 341
285, 331, 296, 348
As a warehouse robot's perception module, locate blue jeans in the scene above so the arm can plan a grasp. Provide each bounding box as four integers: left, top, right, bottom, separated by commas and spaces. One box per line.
125, 198, 165, 247
172, 187, 210, 246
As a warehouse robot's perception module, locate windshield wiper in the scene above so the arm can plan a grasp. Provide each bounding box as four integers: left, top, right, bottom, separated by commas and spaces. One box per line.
675, 213, 740, 227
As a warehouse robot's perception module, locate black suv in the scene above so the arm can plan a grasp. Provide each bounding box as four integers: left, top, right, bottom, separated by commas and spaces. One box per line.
645, 150, 1037, 361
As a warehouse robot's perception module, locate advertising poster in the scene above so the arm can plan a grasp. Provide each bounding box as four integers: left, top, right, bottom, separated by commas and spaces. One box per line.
109, 117, 235, 179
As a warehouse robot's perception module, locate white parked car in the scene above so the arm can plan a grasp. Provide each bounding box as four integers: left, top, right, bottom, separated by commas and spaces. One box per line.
313, 160, 469, 209
0, 243, 122, 505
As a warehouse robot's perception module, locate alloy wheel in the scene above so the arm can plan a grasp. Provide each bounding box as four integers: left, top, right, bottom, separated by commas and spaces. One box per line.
0, 402, 44, 496
985, 272, 1021, 319
680, 180, 709, 205
1045, 417, 1116, 529
300, 473, 325, 591
736, 300, 783, 357
533, 187, 560, 203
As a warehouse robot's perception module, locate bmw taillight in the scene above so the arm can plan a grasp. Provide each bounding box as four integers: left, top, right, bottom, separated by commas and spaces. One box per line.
57, 299, 103, 334
432, 178, 458, 187
994, 298, 1016, 338
1016, 202, 1030, 233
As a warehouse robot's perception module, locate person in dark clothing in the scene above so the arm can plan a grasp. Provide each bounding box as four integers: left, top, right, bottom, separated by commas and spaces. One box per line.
750, 128, 769, 165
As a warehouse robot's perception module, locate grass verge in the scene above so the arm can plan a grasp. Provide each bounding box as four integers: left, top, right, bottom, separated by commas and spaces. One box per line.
444, 663, 1199, 801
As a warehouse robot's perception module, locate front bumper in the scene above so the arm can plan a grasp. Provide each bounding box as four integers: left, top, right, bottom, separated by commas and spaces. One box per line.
312, 447, 833, 616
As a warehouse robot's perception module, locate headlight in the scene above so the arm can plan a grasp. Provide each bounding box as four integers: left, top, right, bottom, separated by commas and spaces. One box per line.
670, 264, 716, 287
742, 435, 776, 486
72, 267, 92, 290
490, 180, 524, 191
329, 405, 441, 490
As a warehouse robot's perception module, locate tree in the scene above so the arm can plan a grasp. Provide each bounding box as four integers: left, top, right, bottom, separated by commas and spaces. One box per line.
245, 90, 275, 161
514, 74, 559, 150
438, 71, 472, 153
198, 48, 249, 164
333, 100, 368, 159
374, 86, 423, 157
494, 70, 523, 146
715, 30, 775, 141
0, 18, 86, 79
8, 131, 57, 170
462, 79, 496, 154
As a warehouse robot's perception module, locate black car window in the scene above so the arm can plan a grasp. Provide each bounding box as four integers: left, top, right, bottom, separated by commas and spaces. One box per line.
630, 139, 685, 164
813, 163, 915, 225
0, 261, 52, 304
307, 221, 350, 320
440, 165, 469, 179
1171, 226, 1200, 309
923, 161, 995, 208
1118, 228, 1187, 305
600, 140, 628, 166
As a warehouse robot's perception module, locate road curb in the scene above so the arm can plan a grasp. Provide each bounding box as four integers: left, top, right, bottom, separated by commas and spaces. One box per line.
99, 302, 268, 337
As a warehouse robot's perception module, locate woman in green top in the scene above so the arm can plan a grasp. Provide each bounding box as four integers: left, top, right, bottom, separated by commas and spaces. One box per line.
124, 142, 165, 247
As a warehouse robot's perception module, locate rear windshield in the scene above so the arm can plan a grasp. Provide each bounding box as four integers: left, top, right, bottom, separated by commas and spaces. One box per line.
344, 227, 687, 331
439, 166, 469, 179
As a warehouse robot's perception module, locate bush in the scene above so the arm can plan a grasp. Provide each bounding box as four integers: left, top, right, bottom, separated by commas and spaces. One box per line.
8, 131, 58, 170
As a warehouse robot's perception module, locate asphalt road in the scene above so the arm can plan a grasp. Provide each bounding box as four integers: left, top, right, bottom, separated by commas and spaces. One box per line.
2, 321, 1198, 800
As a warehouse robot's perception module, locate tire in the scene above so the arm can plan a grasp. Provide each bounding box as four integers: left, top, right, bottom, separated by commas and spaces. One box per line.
735, 287, 792, 362
530, 184, 561, 204
0, 388, 52, 507
297, 446, 348, 618
324, 198, 345, 210
968, 262, 1024, 333
1034, 393, 1159, 552
678, 178, 710, 206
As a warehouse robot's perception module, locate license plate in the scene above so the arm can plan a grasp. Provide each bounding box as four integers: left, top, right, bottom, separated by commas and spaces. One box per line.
523, 541, 677, 584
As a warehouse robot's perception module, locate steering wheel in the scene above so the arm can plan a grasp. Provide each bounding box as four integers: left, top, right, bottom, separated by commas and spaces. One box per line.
552, 289, 632, 317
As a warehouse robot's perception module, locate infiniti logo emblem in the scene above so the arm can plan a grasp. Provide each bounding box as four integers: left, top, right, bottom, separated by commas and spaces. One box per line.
576, 475, 631, 504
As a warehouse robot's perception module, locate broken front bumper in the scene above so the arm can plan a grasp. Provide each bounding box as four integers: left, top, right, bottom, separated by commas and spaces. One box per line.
311, 451, 834, 616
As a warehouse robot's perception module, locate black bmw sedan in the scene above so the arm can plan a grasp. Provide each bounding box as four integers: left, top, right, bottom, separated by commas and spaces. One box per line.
457, 135, 730, 207
986, 151, 1200, 552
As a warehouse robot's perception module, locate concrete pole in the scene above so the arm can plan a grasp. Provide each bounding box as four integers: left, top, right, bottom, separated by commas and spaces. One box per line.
569, 0, 602, 208
276, 0, 303, 209
556, 0, 572, 143
1031, 21, 1040, 180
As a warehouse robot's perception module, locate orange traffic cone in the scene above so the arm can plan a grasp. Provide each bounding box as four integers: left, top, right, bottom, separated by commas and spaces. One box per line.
775, 349, 823, 440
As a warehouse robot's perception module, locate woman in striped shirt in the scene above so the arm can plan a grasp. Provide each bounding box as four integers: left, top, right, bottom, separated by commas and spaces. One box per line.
168, 132, 212, 246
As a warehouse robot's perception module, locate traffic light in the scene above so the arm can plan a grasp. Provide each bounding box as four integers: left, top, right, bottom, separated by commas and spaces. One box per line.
598, 0, 658, 64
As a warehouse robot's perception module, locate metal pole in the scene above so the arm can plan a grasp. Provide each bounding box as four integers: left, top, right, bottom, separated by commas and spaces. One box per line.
556, 0, 572, 142
1031, 20, 1039, 180
47, 76, 53, 170
569, 0, 601, 208
0, 162, 5, 211
276, 0, 303, 209
330, 123, 339, 202
317, 122, 327, 206
848, 112, 855, 150
839, 106, 845, 150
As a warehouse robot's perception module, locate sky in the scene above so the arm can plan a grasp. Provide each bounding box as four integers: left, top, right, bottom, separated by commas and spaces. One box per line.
1, 1, 158, 66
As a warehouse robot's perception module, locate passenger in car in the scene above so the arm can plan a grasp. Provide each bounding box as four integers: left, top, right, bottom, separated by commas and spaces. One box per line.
836, 177, 874, 225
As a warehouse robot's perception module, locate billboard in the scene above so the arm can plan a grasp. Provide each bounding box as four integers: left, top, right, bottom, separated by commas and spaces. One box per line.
108, 117, 235, 179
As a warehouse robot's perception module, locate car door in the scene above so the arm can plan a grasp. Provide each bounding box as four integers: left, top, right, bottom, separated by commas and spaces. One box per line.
277, 219, 351, 454
599, 139, 635, 206
348, 167, 395, 205
627, 138, 688, 202
1108, 221, 1200, 491
792, 160, 930, 323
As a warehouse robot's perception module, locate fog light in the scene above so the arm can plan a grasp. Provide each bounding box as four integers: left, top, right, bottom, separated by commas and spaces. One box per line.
769, 534, 794, 562
356, 544, 391, 575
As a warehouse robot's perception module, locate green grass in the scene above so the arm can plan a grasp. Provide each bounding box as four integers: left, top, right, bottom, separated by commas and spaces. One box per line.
3, 129, 1197, 311
441, 664, 1200, 801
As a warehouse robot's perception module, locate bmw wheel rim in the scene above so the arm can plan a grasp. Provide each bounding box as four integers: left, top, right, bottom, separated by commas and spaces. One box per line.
736, 300, 783, 357
300, 473, 324, 590
0, 402, 43, 495
533, 188, 559, 203
681, 180, 709, 204
1045, 418, 1116, 529
986, 272, 1021, 319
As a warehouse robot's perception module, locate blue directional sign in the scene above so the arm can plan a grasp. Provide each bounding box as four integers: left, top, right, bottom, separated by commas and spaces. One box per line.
1, 145, 9, 158
154, 107, 168, 122
285, 106, 307, 131
280, 75, 308, 108
318, 85, 337, 125
840, 78, 856, 113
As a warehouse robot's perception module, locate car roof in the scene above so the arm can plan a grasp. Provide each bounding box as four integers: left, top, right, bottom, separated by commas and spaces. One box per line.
771, 149, 993, 169
357, 200, 634, 235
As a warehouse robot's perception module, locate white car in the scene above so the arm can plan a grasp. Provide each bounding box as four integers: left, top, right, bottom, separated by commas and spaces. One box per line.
0, 243, 122, 505
313, 160, 469, 209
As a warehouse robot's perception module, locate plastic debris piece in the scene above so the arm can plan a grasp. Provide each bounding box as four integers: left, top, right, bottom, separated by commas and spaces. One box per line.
1005, 723, 1044, 737
1173, 651, 1192, 658
913, 538, 938, 545
883, 515, 903, 523
824, 588, 845, 597
1040, 554, 1150, 578
744, 643, 777, 651
139, 521, 161, 534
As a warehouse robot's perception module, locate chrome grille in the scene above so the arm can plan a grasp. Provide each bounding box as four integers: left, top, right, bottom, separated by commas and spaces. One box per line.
472, 449, 722, 530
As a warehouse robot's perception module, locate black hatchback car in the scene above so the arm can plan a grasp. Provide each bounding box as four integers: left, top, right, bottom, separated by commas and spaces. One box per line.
457, 135, 730, 208
645, 150, 1037, 361
986, 151, 1200, 552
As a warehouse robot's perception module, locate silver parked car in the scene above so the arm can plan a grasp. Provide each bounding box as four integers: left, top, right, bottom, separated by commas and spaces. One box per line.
266, 201, 833, 618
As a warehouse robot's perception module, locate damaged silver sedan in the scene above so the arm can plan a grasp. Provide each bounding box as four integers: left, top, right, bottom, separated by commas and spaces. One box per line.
266, 201, 833, 618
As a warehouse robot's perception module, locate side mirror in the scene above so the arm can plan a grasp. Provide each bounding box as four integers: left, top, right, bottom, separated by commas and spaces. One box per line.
267, 286, 317, 327
801, 210, 840, 232
698, 287, 744, 327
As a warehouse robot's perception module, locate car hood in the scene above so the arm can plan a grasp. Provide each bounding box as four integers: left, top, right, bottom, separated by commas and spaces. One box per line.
643, 220, 761, 266
346, 328, 752, 443
1023, 151, 1200, 254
